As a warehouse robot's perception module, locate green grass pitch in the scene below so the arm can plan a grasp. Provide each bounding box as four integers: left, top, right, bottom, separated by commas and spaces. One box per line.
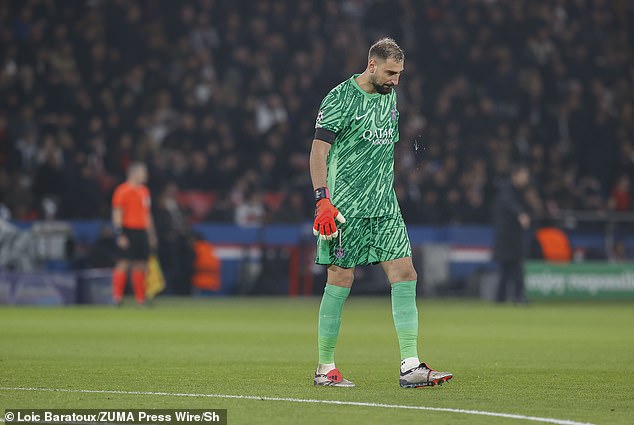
1, 297, 632, 425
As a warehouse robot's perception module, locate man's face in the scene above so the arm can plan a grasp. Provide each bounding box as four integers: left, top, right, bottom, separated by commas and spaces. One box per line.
514, 168, 530, 188
134, 166, 148, 184
369, 57, 404, 94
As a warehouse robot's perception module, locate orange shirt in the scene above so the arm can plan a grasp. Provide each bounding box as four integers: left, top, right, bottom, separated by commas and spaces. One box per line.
192, 240, 221, 291
536, 227, 572, 263
112, 182, 151, 229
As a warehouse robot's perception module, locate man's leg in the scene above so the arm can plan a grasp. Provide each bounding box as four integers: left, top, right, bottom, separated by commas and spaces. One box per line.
131, 261, 147, 305
382, 257, 419, 367
382, 256, 452, 387
512, 261, 527, 303
112, 260, 128, 305
496, 262, 510, 302
314, 265, 355, 387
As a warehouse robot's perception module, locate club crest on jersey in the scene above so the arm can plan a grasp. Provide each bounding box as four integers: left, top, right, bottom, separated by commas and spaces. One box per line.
335, 246, 346, 259
391, 107, 397, 121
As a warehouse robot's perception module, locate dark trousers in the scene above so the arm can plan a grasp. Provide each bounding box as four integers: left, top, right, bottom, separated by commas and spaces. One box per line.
496, 260, 527, 302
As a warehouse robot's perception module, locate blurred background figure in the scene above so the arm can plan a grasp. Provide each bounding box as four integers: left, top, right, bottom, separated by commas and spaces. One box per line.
0, 0, 631, 300
111, 162, 157, 306
191, 232, 221, 294
0, 0, 630, 225
235, 190, 267, 228
608, 174, 631, 212
533, 224, 572, 264
86, 224, 117, 269
153, 182, 193, 294
492, 164, 531, 304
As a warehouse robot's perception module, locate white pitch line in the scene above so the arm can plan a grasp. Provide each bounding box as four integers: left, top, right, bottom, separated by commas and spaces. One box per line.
0, 387, 595, 425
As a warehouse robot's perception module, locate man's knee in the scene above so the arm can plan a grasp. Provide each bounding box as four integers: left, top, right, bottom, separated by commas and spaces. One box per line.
392, 267, 417, 283
386, 263, 417, 283
131, 260, 147, 271
327, 265, 355, 288
115, 260, 129, 271
383, 257, 418, 283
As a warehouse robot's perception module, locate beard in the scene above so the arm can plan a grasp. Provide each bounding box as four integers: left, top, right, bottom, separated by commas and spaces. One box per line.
370, 75, 394, 95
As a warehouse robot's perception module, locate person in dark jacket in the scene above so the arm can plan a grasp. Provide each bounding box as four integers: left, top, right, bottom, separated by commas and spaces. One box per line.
86, 225, 117, 268
492, 164, 531, 303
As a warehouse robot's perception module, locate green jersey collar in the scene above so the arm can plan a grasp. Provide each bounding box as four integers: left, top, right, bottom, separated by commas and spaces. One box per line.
351, 74, 382, 98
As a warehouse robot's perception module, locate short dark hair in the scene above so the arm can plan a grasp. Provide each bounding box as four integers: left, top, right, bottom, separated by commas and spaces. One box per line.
369, 37, 405, 62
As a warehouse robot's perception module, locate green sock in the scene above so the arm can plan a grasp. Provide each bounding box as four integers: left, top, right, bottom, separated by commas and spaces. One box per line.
318, 284, 351, 364
391, 280, 419, 359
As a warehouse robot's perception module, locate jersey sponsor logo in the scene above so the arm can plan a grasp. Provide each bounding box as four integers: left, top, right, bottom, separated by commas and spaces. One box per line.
362, 128, 395, 145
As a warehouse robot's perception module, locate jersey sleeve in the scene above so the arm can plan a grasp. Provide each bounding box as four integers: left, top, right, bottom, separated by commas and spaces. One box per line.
314, 88, 346, 144
392, 92, 400, 143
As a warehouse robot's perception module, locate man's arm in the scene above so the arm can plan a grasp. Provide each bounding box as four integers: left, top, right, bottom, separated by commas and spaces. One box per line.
147, 211, 158, 250
112, 207, 128, 248
310, 138, 345, 240
502, 187, 531, 230
112, 207, 123, 230
310, 139, 331, 190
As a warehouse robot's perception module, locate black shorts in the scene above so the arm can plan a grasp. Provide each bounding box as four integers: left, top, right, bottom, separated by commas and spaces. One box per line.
119, 228, 150, 261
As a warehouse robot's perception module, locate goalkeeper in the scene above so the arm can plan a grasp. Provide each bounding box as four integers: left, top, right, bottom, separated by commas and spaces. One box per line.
310, 38, 452, 388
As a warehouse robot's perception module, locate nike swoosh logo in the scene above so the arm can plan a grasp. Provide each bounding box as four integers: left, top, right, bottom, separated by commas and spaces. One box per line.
355, 111, 371, 120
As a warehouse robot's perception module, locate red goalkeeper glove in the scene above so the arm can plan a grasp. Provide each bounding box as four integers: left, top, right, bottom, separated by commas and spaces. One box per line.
312, 188, 346, 241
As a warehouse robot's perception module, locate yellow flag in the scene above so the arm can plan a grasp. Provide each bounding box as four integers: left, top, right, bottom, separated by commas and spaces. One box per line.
146, 255, 165, 299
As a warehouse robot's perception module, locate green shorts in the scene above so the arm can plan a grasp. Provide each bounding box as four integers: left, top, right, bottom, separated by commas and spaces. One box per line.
315, 214, 412, 268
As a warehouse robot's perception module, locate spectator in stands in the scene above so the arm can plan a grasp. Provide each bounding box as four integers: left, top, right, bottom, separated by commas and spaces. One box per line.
462, 188, 488, 224
608, 174, 631, 212
270, 191, 310, 224
235, 190, 267, 228
0, 0, 631, 226
608, 241, 629, 263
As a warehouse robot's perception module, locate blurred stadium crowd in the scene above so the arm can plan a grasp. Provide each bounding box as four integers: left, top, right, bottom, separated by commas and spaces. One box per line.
1, 0, 632, 226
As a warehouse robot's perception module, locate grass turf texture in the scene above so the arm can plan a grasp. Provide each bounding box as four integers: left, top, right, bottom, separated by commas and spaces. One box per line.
0, 298, 632, 425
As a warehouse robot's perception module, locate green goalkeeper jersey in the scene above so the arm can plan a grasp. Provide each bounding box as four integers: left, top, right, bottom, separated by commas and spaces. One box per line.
314, 74, 400, 218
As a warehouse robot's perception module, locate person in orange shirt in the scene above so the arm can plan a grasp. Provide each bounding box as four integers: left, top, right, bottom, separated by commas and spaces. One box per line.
191, 234, 221, 292
111, 162, 157, 306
